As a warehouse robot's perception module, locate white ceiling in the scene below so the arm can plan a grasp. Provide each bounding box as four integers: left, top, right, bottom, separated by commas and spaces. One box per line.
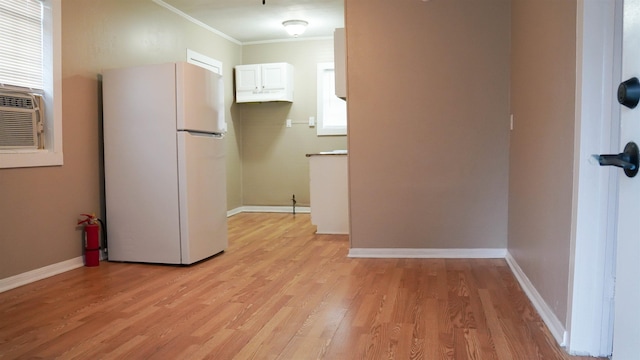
158, 0, 345, 44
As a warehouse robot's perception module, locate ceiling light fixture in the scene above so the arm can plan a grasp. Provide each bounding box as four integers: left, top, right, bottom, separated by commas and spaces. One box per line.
282, 20, 308, 37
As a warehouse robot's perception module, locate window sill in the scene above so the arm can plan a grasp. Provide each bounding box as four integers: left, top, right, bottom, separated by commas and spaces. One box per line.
317, 128, 347, 136
0, 150, 63, 169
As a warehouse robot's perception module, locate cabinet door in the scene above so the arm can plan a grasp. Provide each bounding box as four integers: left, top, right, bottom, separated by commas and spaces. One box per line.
236, 65, 261, 92
261, 63, 287, 90
334, 28, 346, 100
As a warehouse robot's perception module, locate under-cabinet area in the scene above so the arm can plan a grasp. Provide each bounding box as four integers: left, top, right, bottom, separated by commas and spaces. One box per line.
307, 151, 349, 234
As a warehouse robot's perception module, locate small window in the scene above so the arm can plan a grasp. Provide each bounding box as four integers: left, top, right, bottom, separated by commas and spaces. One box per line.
0, 0, 62, 169
317, 62, 347, 136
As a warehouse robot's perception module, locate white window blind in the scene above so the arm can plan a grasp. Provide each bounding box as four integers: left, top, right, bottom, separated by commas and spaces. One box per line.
0, 0, 44, 91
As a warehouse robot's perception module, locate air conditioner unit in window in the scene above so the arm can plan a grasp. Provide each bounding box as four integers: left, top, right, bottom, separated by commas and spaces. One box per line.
0, 91, 44, 150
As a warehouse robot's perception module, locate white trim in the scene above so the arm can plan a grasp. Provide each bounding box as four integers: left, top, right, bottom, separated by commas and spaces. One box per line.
348, 248, 507, 259
240, 206, 310, 213
316, 230, 349, 235
566, 0, 619, 356
227, 207, 244, 217
227, 206, 311, 217
505, 252, 567, 347
0, 256, 85, 293
151, 0, 241, 45
186, 49, 223, 75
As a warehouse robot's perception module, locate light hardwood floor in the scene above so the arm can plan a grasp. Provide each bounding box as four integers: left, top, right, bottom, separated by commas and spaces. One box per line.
0, 213, 603, 359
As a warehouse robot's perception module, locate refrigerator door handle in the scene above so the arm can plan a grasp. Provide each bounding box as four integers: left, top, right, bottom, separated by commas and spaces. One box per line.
181, 130, 224, 138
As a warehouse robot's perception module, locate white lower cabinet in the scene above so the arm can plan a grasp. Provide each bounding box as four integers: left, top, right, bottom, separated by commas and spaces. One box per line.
308, 153, 349, 234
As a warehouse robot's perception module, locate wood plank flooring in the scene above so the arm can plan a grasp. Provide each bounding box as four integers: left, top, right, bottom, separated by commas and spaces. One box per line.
0, 213, 603, 359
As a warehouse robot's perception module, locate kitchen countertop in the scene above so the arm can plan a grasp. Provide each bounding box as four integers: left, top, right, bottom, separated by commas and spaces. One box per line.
306, 150, 348, 157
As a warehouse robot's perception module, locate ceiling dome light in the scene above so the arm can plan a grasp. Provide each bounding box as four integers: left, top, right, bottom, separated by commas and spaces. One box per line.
282, 20, 308, 37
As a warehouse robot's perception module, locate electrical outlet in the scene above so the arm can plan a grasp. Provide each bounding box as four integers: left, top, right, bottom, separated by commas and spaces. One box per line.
286, 119, 292, 128
309, 116, 315, 127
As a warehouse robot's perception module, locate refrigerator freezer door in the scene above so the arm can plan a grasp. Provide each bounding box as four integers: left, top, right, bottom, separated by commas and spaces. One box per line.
103, 63, 182, 264
176, 62, 226, 134
177, 132, 228, 264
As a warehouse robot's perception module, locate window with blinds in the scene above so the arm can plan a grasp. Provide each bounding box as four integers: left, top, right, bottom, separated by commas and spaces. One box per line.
0, 0, 44, 91
0, 0, 61, 168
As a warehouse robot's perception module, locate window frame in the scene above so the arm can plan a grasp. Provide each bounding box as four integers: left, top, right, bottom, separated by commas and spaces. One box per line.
0, 0, 63, 169
316, 62, 347, 136
187, 49, 223, 75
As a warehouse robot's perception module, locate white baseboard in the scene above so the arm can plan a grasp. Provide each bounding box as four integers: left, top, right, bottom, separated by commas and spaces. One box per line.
505, 251, 567, 347
227, 207, 244, 217
227, 206, 310, 217
0, 256, 85, 293
348, 248, 507, 258
316, 230, 349, 235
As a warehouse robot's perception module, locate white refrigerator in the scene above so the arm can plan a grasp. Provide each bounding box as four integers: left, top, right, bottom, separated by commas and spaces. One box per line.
102, 62, 228, 265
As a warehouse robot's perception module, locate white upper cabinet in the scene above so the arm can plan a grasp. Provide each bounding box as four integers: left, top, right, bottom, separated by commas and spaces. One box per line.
235, 63, 294, 103
334, 28, 346, 100
235, 66, 261, 92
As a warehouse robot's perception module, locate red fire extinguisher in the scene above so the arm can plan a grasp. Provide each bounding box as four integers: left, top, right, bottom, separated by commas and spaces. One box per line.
78, 213, 100, 267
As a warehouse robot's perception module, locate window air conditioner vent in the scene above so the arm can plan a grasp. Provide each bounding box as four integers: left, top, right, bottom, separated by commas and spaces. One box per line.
0, 92, 43, 150
0, 95, 35, 109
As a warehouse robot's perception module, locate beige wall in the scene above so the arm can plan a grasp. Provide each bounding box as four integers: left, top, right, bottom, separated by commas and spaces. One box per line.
2, 5, 583, 340
346, 0, 511, 249
240, 41, 347, 206
0, 0, 242, 279
508, 0, 577, 325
